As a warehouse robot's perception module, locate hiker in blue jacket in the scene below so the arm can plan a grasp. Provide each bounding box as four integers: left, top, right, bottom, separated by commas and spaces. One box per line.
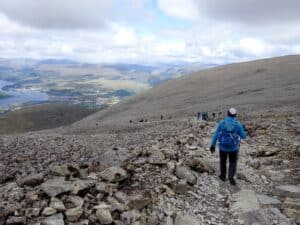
210, 108, 247, 185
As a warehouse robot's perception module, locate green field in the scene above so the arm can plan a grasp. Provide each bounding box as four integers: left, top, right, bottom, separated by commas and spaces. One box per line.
0, 103, 101, 134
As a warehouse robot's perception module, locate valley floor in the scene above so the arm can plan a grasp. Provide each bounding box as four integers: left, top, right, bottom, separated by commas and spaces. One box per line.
0, 111, 299, 225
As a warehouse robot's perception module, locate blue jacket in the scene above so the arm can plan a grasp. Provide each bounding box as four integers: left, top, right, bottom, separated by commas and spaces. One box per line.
211, 116, 247, 152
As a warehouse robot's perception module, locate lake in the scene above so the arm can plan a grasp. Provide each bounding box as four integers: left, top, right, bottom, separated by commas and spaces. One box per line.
0, 80, 48, 109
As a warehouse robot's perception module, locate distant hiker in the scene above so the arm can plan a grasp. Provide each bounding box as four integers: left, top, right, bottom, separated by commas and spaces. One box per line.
197, 112, 202, 120
212, 112, 216, 118
210, 108, 247, 185
202, 112, 208, 121
161, 115, 163, 120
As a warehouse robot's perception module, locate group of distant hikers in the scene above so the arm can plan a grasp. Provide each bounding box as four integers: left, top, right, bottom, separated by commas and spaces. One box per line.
130, 111, 223, 124
196, 111, 222, 121
129, 115, 172, 123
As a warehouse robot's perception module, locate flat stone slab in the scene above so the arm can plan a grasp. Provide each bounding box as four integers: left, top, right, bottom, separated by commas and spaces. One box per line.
257, 194, 281, 207
273, 185, 300, 198
283, 208, 300, 224
282, 197, 300, 210
174, 214, 200, 225
42, 213, 65, 225
264, 208, 292, 225
40, 177, 95, 197
41, 177, 73, 197
230, 189, 260, 217
240, 209, 271, 225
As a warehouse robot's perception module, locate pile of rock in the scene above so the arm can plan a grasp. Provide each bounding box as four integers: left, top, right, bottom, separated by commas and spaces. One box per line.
273, 185, 300, 224
229, 185, 300, 225
0, 164, 152, 225
1, 115, 299, 225
0, 123, 219, 225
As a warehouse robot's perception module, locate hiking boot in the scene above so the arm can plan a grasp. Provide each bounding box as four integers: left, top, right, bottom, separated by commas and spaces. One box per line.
229, 178, 236, 186
219, 175, 226, 181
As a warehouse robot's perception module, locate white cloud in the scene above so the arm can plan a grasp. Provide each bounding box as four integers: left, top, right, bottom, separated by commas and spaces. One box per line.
112, 25, 138, 47
199, 0, 300, 25
0, 1, 299, 64
238, 38, 272, 56
291, 45, 300, 54
0, 0, 153, 29
0, 14, 36, 35
153, 40, 186, 55
0, 0, 116, 29
157, 0, 200, 20
158, 0, 300, 25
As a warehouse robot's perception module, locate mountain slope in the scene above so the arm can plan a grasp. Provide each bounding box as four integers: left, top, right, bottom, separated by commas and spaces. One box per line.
0, 103, 100, 134
1, 56, 299, 225
71, 55, 300, 132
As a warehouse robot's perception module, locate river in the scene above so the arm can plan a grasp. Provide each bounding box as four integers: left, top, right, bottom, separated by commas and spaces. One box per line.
0, 80, 48, 110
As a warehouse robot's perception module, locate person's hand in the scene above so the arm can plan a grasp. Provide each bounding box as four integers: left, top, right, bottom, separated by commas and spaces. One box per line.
210, 146, 215, 154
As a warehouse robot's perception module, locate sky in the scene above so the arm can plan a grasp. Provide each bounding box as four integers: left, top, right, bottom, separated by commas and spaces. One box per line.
0, 0, 299, 64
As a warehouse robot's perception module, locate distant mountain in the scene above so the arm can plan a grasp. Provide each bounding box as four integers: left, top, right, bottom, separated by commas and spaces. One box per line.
104, 61, 218, 75
38, 59, 78, 65
0, 57, 217, 77
0, 58, 38, 68
0, 57, 218, 111
103, 63, 156, 73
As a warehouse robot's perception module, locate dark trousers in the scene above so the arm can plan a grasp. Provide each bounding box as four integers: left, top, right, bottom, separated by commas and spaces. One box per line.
219, 150, 238, 179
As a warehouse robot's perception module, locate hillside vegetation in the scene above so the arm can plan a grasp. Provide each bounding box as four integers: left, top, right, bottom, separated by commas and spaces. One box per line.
0, 103, 100, 134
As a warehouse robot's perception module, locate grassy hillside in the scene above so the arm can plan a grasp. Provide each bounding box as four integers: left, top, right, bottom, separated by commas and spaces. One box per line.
0, 103, 101, 134
71, 55, 300, 132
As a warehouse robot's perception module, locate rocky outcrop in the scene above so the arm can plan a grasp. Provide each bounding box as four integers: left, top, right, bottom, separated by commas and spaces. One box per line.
41, 177, 74, 197
273, 185, 300, 198
174, 214, 200, 225
95, 209, 113, 224
185, 157, 214, 174
99, 166, 128, 183
230, 189, 260, 217
42, 213, 65, 225
19, 173, 44, 187
257, 194, 281, 207
175, 166, 197, 185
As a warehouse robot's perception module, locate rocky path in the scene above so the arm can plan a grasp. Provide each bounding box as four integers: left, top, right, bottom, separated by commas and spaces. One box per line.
0, 114, 299, 225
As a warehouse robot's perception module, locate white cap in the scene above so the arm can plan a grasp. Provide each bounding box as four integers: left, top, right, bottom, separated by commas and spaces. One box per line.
229, 107, 237, 115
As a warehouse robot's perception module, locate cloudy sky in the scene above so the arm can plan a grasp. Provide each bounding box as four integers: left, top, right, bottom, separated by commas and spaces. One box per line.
0, 0, 299, 64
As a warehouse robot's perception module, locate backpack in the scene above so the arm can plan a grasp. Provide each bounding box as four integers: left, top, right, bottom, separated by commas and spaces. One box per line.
218, 120, 239, 148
